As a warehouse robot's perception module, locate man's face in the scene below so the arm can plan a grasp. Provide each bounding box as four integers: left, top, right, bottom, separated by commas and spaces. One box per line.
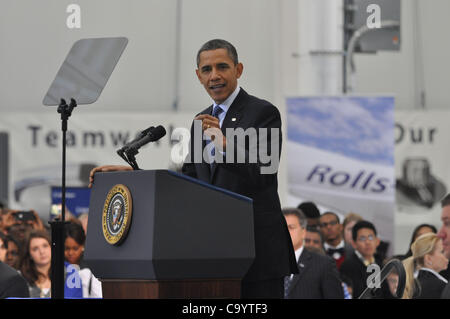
304, 231, 322, 250
353, 228, 380, 260
437, 205, 450, 258
319, 214, 342, 243
285, 214, 306, 251
196, 48, 243, 104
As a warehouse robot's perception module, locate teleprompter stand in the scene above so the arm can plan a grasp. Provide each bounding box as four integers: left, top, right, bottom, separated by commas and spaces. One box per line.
43, 37, 128, 298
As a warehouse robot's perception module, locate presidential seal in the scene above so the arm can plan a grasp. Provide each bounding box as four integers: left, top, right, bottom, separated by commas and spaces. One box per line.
102, 184, 133, 245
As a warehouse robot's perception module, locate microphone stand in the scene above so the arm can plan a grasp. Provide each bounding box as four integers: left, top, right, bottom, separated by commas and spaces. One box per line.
49, 98, 76, 299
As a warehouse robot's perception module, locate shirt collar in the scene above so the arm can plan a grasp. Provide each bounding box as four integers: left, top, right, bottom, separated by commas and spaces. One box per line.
324, 240, 345, 251
354, 250, 375, 266
213, 86, 240, 113
295, 245, 304, 263
417, 268, 449, 284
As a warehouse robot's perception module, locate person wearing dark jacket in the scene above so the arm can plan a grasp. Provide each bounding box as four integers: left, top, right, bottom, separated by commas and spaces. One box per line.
283, 208, 344, 299
340, 220, 382, 298
0, 261, 29, 299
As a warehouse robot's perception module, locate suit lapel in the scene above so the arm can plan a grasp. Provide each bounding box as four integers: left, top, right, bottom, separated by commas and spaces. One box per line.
210, 88, 247, 181
288, 249, 311, 295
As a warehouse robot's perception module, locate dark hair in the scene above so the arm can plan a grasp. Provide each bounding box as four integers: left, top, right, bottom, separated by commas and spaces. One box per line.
320, 211, 341, 223
282, 208, 307, 229
404, 223, 437, 258
297, 202, 321, 219
352, 220, 377, 242
441, 193, 450, 207
65, 222, 86, 246
20, 229, 51, 285
196, 39, 239, 67
306, 225, 324, 243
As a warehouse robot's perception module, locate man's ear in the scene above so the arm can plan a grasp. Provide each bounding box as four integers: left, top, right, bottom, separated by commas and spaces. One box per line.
195, 69, 201, 82
236, 62, 243, 79
375, 237, 380, 248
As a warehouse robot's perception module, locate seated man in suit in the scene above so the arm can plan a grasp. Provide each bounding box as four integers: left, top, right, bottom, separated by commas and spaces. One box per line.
283, 208, 344, 299
340, 220, 382, 298
304, 225, 325, 255
319, 212, 352, 270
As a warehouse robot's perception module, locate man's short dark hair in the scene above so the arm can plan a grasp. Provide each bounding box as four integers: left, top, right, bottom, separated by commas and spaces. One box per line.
320, 211, 341, 223
352, 220, 377, 242
196, 39, 239, 67
441, 193, 450, 208
282, 208, 307, 229
306, 225, 323, 241
297, 201, 321, 219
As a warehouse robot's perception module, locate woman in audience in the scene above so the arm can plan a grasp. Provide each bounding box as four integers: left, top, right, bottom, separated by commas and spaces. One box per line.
403, 224, 437, 259
65, 222, 102, 298
402, 232, 448, 299
20, 229, 52, 298
343, 213, 363, 246
5, 235, 23, 270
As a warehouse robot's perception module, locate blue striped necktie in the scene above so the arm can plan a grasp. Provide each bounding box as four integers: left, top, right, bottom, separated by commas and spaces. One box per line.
208, 106, 224, 158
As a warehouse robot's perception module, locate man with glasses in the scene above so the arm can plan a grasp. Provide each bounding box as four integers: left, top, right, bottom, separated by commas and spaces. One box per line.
340, 220, 381, 298
319, 212, 352, 270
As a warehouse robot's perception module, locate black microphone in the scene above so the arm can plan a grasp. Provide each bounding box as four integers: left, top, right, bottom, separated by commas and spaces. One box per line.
123, 125, 166, 153
120, 126, 154, 152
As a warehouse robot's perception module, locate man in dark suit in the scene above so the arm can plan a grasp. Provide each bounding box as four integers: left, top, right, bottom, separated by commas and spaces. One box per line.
181, 39, 297, 298
0, 261, 29, 298
282, 208, 344, 299
88, 39, 297, 298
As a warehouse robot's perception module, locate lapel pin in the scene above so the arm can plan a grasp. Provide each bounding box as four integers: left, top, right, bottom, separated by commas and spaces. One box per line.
299, 263, 305, 268
231, 118, 236, 122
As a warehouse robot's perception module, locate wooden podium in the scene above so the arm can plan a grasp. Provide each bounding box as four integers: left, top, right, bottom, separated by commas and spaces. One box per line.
84, 170, 255, 299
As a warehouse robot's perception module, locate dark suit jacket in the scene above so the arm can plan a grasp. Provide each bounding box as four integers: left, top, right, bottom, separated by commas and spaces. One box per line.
0, 261, 30, 299
339, 251, 381, 299
182, 88, 297, 283
441, 281, 450, 299
286, 248, 344, 299
416, 270, 447, 299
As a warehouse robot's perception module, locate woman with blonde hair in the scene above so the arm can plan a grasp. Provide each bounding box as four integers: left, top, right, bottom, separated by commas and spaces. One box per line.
402, 232, 448, 299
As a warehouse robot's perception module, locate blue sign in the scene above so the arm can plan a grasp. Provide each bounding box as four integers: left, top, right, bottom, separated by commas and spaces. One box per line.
50, 186, 91, 220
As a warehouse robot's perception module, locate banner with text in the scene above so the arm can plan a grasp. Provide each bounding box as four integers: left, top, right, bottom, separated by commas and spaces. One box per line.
286, 96, 395, 246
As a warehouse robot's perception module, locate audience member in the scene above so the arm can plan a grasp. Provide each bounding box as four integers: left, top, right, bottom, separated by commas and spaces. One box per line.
437, 194, 450, 281
64, 222, 102, 298
304, 226, 325, 254
340, 220, 382, 298
401, 224, 437, 260
0, 261, 30, 298
320, 212, 352, 270
438, 194, 450, 298
0, 232, 7, 262
402, 233, 448, 299
342, 213, 363, 247
20, 229, 52, 298
297, 202, 321, 229
283, 208, 344, 299
1, 210, 44, 244
5, 235, 22, 270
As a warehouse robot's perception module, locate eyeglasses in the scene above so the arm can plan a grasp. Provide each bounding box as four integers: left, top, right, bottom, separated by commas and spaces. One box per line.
319, 220, 338, 228
357, 235, 375, 242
